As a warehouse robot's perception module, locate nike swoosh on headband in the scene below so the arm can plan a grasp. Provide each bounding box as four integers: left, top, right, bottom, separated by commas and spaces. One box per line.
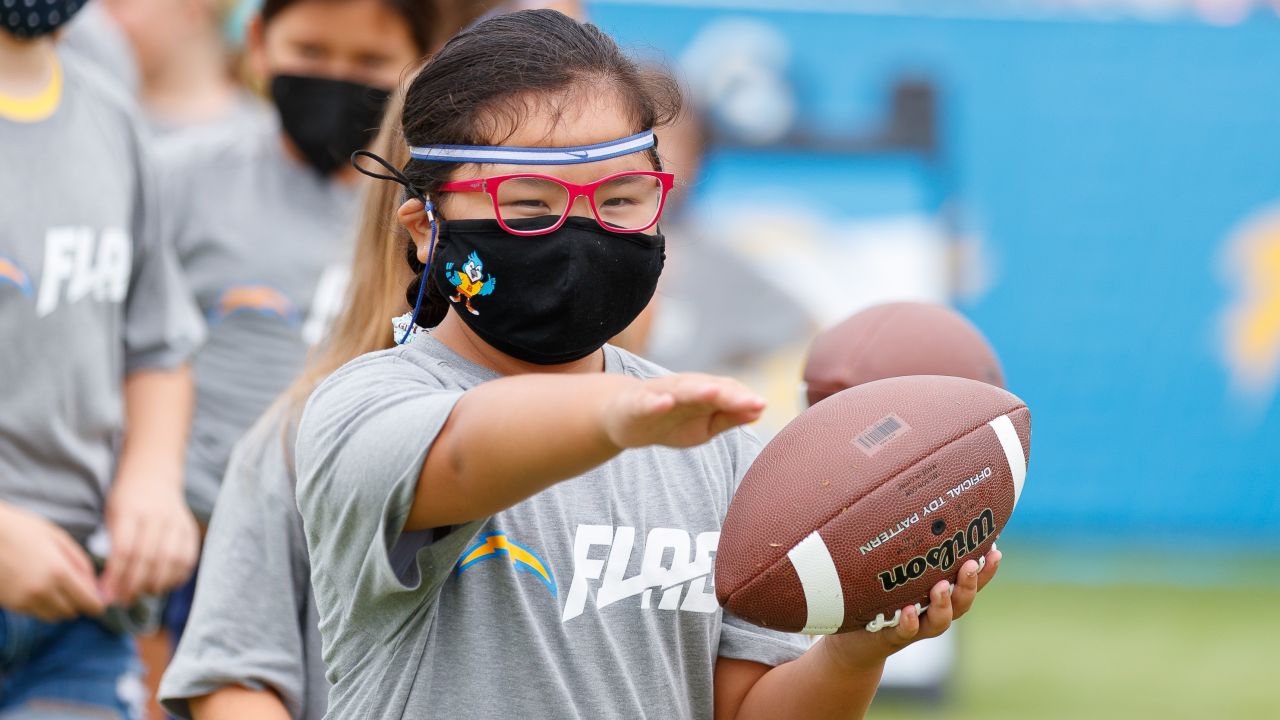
409, 130, 655, 165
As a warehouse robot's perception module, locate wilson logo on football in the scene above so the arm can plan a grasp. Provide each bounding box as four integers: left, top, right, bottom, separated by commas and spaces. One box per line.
877, 508, 996, 593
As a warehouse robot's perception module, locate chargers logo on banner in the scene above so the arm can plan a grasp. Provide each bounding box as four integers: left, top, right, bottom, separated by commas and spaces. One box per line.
1221, 207, 1280, 406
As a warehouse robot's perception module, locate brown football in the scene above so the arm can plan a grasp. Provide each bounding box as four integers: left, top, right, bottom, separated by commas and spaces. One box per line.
803, 302, 1006, 406
716, 375, 1030, 634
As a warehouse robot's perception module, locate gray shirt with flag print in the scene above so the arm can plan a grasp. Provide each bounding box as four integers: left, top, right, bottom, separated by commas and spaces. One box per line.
0, 50, 201, 543
155, 118, 358, 523
295, 337, 808, 720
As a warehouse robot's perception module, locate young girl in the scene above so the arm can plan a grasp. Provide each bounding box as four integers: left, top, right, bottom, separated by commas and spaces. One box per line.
158, 91, 413, 720
101, 0, 268, 136
147, 0, 438, 703
157, 0, 436, 535
0, 2, 201, 715
295, 10, 999, 720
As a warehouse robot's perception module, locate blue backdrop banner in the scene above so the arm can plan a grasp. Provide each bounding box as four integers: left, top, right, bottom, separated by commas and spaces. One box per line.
589, 1, 1280, 546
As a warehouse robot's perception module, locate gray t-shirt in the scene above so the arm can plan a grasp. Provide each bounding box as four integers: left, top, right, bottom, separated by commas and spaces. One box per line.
160, 402, 327, 720
0, 50, 201, 543
146, 90, 272, 141
296, 338, 807, 720
156, 118, 358, 523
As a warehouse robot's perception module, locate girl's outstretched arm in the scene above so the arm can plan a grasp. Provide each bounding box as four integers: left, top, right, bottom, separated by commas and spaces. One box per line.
406, 372, 765, 531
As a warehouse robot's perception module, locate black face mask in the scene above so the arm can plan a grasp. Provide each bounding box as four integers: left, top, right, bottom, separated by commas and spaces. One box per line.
2, 0, 86, 37
432, 216, 666, 365
269, 74, 390, 175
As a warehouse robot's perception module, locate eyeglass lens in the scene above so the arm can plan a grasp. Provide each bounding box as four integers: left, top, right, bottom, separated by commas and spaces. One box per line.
494, 175, 664, 232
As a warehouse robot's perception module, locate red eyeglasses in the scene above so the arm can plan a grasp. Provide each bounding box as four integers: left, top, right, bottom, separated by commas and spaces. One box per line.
437, 170, 676, 236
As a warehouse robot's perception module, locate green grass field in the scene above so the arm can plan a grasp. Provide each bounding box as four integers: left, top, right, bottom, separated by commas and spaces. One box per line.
866, 550, 1280, 720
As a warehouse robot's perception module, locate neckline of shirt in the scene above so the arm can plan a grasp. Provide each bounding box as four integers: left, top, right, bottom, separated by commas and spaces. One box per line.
0, 48, 62, 124
407, 334, 625, 381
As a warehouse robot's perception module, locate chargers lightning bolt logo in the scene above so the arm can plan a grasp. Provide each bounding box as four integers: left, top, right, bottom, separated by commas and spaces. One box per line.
209, 284, 300, 327
456, 532, 556, 596
0, 256, 33, 298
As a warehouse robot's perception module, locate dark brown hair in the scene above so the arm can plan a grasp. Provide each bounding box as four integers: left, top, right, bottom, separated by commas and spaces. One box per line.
260, 0, 445, 54
398, 9, 682, 327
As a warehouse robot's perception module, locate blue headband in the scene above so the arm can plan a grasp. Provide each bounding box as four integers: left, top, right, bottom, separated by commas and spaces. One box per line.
408, 130, 656, 166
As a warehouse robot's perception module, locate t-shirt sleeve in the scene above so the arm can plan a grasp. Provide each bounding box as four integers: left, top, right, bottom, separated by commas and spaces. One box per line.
715, 426, 812, 666
123, 132, 203, 373
718, 611, 812, 667
295, 356, 485, 624
159, 423, 313, 720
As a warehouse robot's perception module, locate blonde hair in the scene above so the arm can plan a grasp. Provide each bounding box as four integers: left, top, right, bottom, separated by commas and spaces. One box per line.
282, 86, 412, 420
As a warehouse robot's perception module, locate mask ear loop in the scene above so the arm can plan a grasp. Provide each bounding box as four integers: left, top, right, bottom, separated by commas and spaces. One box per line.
352, 150, 439, 345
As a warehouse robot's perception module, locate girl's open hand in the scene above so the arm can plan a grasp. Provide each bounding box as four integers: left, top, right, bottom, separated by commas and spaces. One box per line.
603, 373, 766, 450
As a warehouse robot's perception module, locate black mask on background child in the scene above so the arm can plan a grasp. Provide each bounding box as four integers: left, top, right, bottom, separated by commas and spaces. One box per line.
270, 75, 390, 175
2, 0, 86, 37
431, 216, 665, 365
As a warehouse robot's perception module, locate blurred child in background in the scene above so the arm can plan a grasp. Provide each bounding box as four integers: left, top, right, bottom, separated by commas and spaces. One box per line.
102, 0, 267, 136
0, 2, 202, 716
143, 0, 441, 707
132, 16, 457, 715
156, 0, 435, 568
158, 91, 413, 720
62, 0, 140, 94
